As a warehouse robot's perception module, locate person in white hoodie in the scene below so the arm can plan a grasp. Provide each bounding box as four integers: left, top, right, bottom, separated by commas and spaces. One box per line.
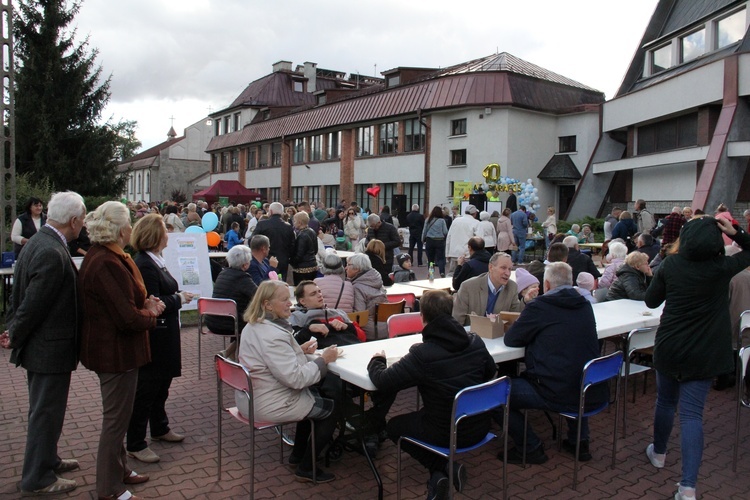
476, 211, 497, 254
445, 205, 479, 274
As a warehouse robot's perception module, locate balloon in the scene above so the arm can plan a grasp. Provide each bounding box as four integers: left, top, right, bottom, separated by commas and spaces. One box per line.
201, 211, 219, 231
185, 226, 205, 234
206, 231, 221, 247
366, 185, 381, 197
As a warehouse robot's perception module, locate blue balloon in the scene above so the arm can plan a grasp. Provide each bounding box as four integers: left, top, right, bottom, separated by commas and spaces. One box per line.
201, 211, 219, 231
185, 225, 205, 234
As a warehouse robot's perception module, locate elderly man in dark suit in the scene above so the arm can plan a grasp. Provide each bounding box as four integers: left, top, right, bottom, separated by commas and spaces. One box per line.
2, 191, 86, 496
365, 213, 401, 270
253, 201, 296, 279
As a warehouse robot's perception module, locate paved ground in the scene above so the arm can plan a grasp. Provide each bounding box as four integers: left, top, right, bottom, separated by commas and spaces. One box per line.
2, 258, 750, 499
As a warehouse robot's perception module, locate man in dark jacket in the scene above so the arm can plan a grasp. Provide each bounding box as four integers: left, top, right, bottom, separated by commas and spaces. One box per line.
452, 237, 491, 291
406, 204, 425, 266
253, 202, 295, 279
635, 232, 660, 262
501, 262, 606, 465
563, 236, 601, 284
365, 213, 401, 269
368, 290, 496, 498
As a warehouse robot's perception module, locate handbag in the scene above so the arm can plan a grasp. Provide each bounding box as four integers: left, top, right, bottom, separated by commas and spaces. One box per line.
509, 242, 519, 251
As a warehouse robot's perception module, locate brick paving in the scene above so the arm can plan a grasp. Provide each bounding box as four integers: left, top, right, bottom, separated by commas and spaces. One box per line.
1, 259, 749, 499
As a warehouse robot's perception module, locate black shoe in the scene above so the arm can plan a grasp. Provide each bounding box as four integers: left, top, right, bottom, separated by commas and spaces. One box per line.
444, 462, 467, 492
427, 470, 449, 500
294, 467, 335, 483
714, 373, 736, 391
288, 453, 303, 466
377, 429, 388, 443
498, 445, 548, 465
562, 439, 592, 462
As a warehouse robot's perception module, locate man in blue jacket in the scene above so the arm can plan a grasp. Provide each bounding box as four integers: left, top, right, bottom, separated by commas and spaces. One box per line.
500, 262, 606, 464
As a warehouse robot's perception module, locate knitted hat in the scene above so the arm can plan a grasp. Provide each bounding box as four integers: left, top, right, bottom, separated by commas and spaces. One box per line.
337, 229, 345, 237
514, 268, 539, 292
576, 272, 595, 291
396, 253, 411, 267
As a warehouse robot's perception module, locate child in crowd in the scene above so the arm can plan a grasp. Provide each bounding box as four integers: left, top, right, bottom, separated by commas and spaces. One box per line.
575, 272, 596, 303
225, 221, 244, 250
392, 253, 416, 283
514, 267, 540, 301
334, 230, 351, 251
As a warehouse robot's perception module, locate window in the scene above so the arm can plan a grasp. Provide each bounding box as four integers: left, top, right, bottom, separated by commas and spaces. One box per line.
259, 144, 269, 168
404, 118, 426, 152
262, 109, 271, 120
450, 149, 467, 166
651, 44, 672, 74
145, 172, 150, 194
387, 75, 400, 87
311, 135, 323, 161
559, 136, 577, 153
271, 142, 282, 166
246, 148, 256, 170
293, 80, 304, 92
292, 186, 305, 202
327, 131, 341, 159
224, 116, 231, 134
317, 94, 327, 105
214, 120, 220, 136
233, 112, 241, 131
402, 182, 425, 213
379, 122, 398, 154
325, 185, 340, 209
357, 126, 374, 157
268, 187, 280, 202
231, 151, 239, 171
637, 113, 698, 155
212, 154, 219, 173
222, 152, 229, 172
293, 138, 305, 164
717, 9, 745, 49
451, 119, 467, 136
681, 28, 705, 62
308, 186, 320, 204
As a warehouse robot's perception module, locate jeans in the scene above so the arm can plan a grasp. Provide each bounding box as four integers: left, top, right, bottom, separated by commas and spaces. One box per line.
424, 238, 446, 276
500, 377, 589, 452
408, 233, 424, 266
512, 231, 527, 265
652, 371, 712, 489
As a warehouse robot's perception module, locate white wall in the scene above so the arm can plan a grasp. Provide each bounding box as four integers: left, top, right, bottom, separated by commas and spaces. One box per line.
293, 161, 342, 185
632, 162, 696, 200
740, 53, 750, 97
170, 119, 212, 161
353, 154, 424, 184
244, 169, 281, 189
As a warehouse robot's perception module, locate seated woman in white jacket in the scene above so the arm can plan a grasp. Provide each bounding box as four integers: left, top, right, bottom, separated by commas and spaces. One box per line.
236, 280, 339, 483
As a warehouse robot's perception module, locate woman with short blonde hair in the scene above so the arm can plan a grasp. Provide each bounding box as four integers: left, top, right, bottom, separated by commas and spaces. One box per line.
605, 249, 652, 301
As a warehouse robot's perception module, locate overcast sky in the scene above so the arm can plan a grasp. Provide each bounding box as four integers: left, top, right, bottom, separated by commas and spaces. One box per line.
68, 0, 660, 152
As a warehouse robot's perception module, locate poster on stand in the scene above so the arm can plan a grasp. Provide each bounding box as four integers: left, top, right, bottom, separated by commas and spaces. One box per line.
163, 232, 213, 311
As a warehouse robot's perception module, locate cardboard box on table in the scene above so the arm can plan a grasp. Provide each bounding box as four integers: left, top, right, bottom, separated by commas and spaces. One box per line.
469, 311, 521, 339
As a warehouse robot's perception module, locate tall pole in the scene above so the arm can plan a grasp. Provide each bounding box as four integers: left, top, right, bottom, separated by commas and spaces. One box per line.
1, 0, 16, 255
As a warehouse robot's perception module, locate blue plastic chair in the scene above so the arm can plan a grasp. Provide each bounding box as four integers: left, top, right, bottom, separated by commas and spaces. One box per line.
396, 376, 512, 500
557, 350, 623, 490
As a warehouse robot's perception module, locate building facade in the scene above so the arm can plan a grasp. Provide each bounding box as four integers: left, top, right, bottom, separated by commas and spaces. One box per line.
206, 54, 604, 218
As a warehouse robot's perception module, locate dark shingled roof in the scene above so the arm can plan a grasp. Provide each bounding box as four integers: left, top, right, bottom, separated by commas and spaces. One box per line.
117, 135, 183, 172
538, 154, 582, 181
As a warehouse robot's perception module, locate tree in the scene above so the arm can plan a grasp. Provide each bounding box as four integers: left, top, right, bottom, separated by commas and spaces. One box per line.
14, 0, 130, 197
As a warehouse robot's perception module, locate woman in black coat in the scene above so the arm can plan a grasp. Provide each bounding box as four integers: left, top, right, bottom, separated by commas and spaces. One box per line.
605, 251, 652, 301
290, 211, 319, 285
126, 214, 195, 463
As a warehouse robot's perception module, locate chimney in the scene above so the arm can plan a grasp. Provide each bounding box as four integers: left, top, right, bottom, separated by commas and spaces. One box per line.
272, 60, 292, 73
304, 61, 317, 93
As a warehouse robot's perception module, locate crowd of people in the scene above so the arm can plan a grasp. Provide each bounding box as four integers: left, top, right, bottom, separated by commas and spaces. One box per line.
3, 192, 750, 500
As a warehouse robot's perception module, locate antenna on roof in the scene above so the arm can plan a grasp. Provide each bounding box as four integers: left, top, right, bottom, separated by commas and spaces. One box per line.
374, 63, 377, 76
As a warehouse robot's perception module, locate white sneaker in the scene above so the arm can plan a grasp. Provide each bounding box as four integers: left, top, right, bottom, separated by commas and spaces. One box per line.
675, 483, 697, 499
127, 446, 160, 463
646, 443, 665, 468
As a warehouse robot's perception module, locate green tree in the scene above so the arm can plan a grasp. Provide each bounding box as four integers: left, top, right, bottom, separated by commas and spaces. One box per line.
14, 0, 130, 197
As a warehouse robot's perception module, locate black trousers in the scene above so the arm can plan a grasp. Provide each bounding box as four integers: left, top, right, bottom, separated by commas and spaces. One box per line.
408, 233, 424, 265
126, 373, 172, 452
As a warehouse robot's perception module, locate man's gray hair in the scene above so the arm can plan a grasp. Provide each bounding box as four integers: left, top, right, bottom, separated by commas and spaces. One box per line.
268, 202, 284, 215
411, 204, 419, 211
187, 202, 196, 211
489, 252, 512, 266
367, 214, 381, 226
46, 191, 85, 224
321, 253, 345, 276
672, 206, 681, 214
347, 253, 372, 271
226, 245, 252, 269
544, 262, 573, 290
250, 234, 270, 251
744, 209, 750, 218
562, 235, 578, 248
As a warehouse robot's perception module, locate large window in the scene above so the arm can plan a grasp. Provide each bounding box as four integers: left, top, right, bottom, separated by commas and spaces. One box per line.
325, 185, 340, 209
559, 135, 577, 153
246, 147, 256, 170
212, 154, 219, 173
379, 122, 398, 154
268, 187, 280, 202
402, 182, 425, 213
311, 135, 323, 161
404, 118, 426, 152
308, 186, 320, 204
293, 138, 306, 164
637, 114, 698, 155
717, 9, 745, 49
651, 44, 672, 74
231, 150, 239, 171
357, 126, 374, 157
327, 131, 341, 160
233, 112, 241, 132
259, 144, 270, 168
451, 118, 467, 136
292, 186, 305, 202
681, 28, 705, 62
450, 149, 467, 166
271, 142, 282, 166
224, 116, 231, 134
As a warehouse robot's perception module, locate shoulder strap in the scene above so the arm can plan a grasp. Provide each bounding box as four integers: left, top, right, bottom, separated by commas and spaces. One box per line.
334, 279, 345, 309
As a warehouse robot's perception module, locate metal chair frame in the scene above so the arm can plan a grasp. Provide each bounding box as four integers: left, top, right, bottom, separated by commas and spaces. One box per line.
396, 376, 512, 500
621, 328, 656, 437
732, 310, 750, 471
198, 297, 239, 379
215, 354, 316, 499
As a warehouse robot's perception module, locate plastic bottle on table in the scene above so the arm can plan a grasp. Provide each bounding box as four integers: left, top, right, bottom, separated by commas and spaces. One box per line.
428, 262, 435, 282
